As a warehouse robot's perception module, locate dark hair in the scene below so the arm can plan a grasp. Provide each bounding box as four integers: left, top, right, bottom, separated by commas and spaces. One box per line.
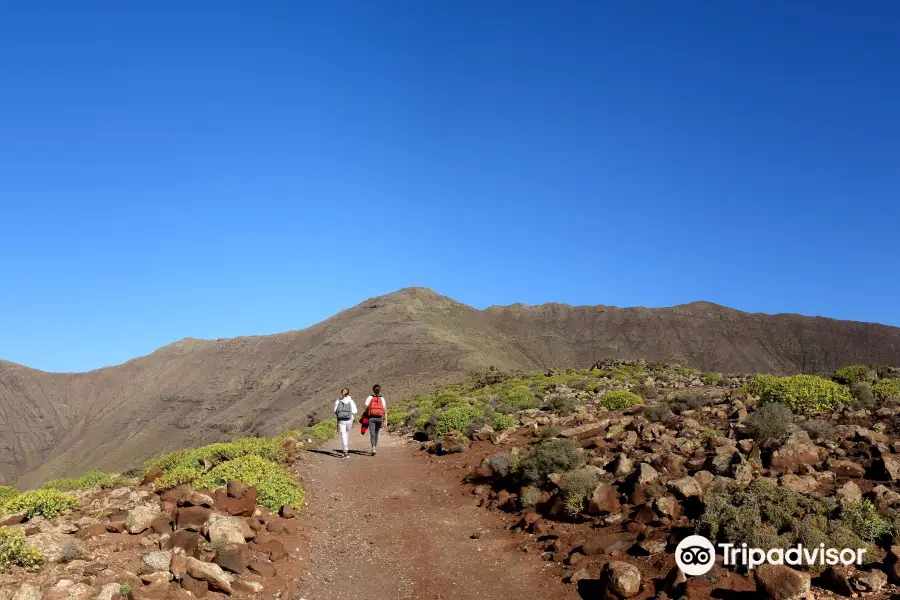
373, 384, 381, 395
341, 388, 349, 397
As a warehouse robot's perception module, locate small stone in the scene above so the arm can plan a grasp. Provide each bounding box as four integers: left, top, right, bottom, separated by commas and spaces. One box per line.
204, 515, 247, 545
140, 551, 172, 574
836, 481, 863, 506
12, 584, 42, 600
185, 557, 233, 594
851, 569, 887, 593
666, 476, 702, 499
600, 560, 641, 598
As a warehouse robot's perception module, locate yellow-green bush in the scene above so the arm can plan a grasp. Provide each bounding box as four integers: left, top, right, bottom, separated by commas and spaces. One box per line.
433, 405, 484, 438
502, 385, 538, 410
0, 486, 19, 506
308, 419, 338, 443
873, 379, 900, 402
387, 411, 408, 428
146, 437, 287, 490
197, 455, 303, 512
492, 413, 517, 431
598, 390, 643, 410
0, 528, 43, 572
833, 365, 874, 386
754, 375, 853, 414
42, 470, 116, 492
703, 372, 723, 385
4, 489, 78, 518
743, 374, 779, 398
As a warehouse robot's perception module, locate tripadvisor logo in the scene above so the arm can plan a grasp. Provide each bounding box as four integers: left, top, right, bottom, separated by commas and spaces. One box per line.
675, 535, 867, 575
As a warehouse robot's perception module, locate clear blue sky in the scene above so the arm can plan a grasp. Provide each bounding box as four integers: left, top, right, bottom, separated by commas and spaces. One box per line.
2, 1, 899, 373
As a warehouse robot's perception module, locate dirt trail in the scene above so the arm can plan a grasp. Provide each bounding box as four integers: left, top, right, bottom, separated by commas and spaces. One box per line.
289, 432, 580, 600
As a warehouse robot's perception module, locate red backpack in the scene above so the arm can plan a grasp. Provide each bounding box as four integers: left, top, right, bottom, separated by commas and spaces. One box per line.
368, 396, 385, 417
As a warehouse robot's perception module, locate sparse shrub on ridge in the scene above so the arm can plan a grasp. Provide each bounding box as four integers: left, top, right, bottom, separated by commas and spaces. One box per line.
558, 468, 600, 517
841, 499, 891, 542
751, 374, 853, 414
433, 405, 484, 438
519, 486, 542, 510
799, 418, 834, 441
746, 403, 793, 442
4, 489, 78, 518
851, 382, 875, 406
487, 453, 513, 479
598, 390, 643, 411
703, 372, 723, 386
0, 528, 43, 572
517, 439, 584, 487
502, 385, 538, 411
197, 454, 304, 512
873, 378, 900, 402
147, 436, 287, 490
42, 470, 118, 492
545, 394, 577, 416
644, 404, 673, 423
0, 486, 19, 506
492, 413, 517, 431
833, 365, 874, 386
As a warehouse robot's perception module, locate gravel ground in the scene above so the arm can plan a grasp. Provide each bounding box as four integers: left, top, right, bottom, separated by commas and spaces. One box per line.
291, 432, 580, 600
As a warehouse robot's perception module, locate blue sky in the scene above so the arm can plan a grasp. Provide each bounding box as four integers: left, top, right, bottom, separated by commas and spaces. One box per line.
1, 1, 899, 373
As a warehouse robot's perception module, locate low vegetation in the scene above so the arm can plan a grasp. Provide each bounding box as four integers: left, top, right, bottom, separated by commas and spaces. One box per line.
41, 470, 134, 492
0, 528, 43, 572
3, 489, 79, 518
745, 374, 853, 414
598, 390, 643, 410
196, 454, 304, 512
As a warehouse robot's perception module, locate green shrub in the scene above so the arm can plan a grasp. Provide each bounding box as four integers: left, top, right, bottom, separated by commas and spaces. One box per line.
433, 405, 484, 438
487, 453, 514, 479
517, 439, 584, 486
197, 455, 304, 512
754, 375, 853, 414
644, 404, 673, 423
703, 372, 723, 386
0, 528, 43, 572
0, 486, 19, 506
492, 414, 517, 431
873, 379, 900, 402
833, 365, 873, 386
841, 499, 890, 542
308, 419, 338, 443
851, 382, 875, 406
545, 394, 577, 415
42, 470, 116, 492
503, 385, 538, 410
697, 478, 871, 571
746, 403, 793, 442
147, 436, 287, 490
743, 374, 779, 398
558, 468, 600, 517
519, 486, 542, 510
4, 489, 79, 518
388, 411, 409, 429
598, 390, 643, 411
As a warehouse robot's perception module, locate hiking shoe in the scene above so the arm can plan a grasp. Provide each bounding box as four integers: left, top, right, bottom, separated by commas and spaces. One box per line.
372, 448, 376, 456
342, 451, 349, 459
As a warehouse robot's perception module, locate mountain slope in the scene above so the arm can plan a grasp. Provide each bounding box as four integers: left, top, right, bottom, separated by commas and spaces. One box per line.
2, 287, 899, 488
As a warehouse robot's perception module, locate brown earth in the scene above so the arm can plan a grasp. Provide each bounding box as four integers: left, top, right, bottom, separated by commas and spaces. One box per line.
292, 432, 579, 599
3, 287, 900, 487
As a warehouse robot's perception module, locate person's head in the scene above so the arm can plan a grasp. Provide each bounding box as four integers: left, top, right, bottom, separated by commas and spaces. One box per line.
341, 388, 349, 398
373, 384, 381, 396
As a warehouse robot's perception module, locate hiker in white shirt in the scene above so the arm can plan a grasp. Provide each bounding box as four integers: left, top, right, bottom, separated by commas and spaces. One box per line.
333, 388, 358, 459
364, 384, 387, 456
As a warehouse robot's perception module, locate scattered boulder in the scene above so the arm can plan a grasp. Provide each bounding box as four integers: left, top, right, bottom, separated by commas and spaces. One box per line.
140, 550, 172, 574
180, 574, 209, 597
769, 442, 820, 474
754, 564, 810, 600
25, 533, 88, 564
213, 543, 249, 574
12, 584, 42, 600
666, 477, 702, 499
126, 504, 162, 535
93, 584, 123, 600
204, 515, 248, 545
836, 481, 863, 505
163, 530, 202, 558
599, 560, 641, 599
587, 484, 620, 515
851, 569, 887, 593
175, 507, 213, 532
185, 557, 233, 594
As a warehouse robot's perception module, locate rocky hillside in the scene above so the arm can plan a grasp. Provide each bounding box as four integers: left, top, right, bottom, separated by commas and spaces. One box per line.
3, 287, 900, 488
392, 361, 900, 598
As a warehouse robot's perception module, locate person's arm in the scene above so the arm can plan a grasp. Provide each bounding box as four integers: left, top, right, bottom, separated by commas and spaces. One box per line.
383, 397, 387, 425
351, 399, 358, 416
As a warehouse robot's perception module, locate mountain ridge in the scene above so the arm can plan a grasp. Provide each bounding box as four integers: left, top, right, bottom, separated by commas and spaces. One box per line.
2, 286, 899, 488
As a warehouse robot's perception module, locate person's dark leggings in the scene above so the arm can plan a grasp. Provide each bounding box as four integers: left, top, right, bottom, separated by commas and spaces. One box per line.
368, 417, 383, 447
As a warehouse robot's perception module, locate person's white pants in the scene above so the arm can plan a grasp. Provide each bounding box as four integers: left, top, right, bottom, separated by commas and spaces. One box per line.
337, 419, 352, 453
